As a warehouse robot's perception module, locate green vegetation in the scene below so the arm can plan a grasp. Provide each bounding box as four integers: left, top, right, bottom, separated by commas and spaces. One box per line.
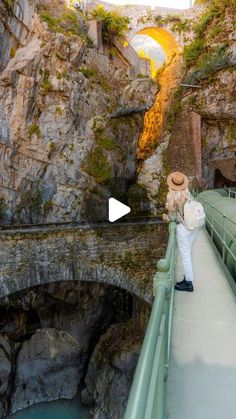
4, 0, 14, 9
128, 183, 148, 215
56, 71, 63, 80
194, 0, 236, 11
18, 189, 42, 216
155, 176, 169, 209
196, 43, 228, 67
10, 46, 16, 58
194, 9, 219, 38
226, 125, 236, 145
55, 106, 63, 115
78, 67, 97, 78
90, 5, 130, 43
98, 136, 117, 151
208, 25, 221, 39
41, 69, 53, 94
185, 42, 230, 83
84, 146, 112, 183
93, 119, 117, 151
108, 47, 117, 57
31, 189, 42, 213
194, 0, 208, 4
37, 2, 92, 44
94, 72, 111, 93
195, 1, 234, 37
183, 39, 205, 66
154, 13, 181, 25
166, 87, 182, 132
136, 73, 148, 79
28, 124, 41, 138
0, 197, 7, 218
43, 200, 53, 215
171, 19, 191, 34
79, 66, 111, 92
184, 94, 197, 107
184, 0, 235, 69
47, 141, 57, 153
38, 5, 82, 37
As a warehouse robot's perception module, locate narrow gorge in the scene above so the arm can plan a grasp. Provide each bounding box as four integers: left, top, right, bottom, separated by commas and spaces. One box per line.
0, 0, 235, 418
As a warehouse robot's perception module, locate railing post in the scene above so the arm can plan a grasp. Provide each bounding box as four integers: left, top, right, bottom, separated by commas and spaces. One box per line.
222, 213, 226, 263
210, 204, 214, 240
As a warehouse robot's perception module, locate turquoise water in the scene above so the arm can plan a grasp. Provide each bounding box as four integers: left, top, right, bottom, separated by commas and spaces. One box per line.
11, 395, 92, 419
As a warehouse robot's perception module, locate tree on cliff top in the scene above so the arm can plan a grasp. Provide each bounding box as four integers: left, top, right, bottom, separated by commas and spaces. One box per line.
90, 5, 130, 43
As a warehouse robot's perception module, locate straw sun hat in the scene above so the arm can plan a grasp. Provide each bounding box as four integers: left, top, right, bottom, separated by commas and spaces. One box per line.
167, 171, 189, 191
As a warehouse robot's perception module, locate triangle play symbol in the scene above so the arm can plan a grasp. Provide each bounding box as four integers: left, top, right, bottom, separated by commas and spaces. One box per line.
108, 198, 131, 222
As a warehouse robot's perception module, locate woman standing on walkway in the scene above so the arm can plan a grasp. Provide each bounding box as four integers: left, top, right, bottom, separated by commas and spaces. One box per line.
164, 172, 198, 292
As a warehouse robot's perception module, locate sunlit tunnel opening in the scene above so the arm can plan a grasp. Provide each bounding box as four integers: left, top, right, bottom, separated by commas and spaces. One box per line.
131, 34, 166, 78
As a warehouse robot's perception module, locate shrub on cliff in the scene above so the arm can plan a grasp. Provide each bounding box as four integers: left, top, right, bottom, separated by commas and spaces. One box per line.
194, 0, 236, 37
184, 0, 235, 68
37, 2, 89, 40
0, 197, 7, 218
90, 5, 130, 43
84, 146, 112, 183
194, 0, 236, 11
183, 39, 204, 66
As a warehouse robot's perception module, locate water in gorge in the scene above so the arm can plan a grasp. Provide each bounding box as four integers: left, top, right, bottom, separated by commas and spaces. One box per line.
11, 395, 92, 419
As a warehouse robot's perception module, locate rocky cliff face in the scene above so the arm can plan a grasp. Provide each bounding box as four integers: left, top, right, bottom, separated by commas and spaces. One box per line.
0, 0, 158, 224
81, 322, 145, 419
167, 2, 236, 189
138, 1, 236, 206
0, 281, 150, 417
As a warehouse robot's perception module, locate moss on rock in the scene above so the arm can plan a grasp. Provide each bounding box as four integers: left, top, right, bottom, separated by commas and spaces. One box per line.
84, 146, 112, 183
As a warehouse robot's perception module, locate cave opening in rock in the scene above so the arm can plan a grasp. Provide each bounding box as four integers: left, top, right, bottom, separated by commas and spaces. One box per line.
214, 168, 236, 188
0, 280, 150, 418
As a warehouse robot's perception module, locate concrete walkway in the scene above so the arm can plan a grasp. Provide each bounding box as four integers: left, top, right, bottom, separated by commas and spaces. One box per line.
166, 229, 236, 419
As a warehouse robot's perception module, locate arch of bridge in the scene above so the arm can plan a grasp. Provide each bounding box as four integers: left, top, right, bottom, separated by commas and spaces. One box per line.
123, 6, 187, 51
132, 26, 182, 63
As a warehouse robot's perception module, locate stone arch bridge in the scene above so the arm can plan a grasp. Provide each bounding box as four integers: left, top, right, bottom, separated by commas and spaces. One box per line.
0, 221, 167, 304
124, 4, 200, 47
87, 2, 202, 77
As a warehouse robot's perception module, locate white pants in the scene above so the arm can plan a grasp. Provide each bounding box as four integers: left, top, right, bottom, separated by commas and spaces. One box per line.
176, 223, 198, 282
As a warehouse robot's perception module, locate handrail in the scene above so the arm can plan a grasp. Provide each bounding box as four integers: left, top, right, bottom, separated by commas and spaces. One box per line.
198, 196, 236, 266
124, 221, 176, 419
227, 188, 236, 199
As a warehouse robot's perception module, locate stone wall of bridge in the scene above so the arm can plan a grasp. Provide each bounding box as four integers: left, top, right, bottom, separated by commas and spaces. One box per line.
0, 222, 168, 303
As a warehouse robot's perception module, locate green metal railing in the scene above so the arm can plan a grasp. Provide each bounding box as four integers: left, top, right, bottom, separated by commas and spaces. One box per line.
197, 192, 236, 293
228, 188, 236, 199
198, 196, 236, 262
124, 221, 176, 419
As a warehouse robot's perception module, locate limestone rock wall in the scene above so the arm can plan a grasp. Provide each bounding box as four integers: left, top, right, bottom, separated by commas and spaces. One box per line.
0, 0, 158, 224
0, 280, 149, 417
82, 322, 146, 419
11, 329, 83, 413
0, 0, 34, 71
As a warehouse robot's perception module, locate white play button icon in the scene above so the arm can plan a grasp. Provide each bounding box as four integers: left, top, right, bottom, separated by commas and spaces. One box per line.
108, 198, 131, 222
